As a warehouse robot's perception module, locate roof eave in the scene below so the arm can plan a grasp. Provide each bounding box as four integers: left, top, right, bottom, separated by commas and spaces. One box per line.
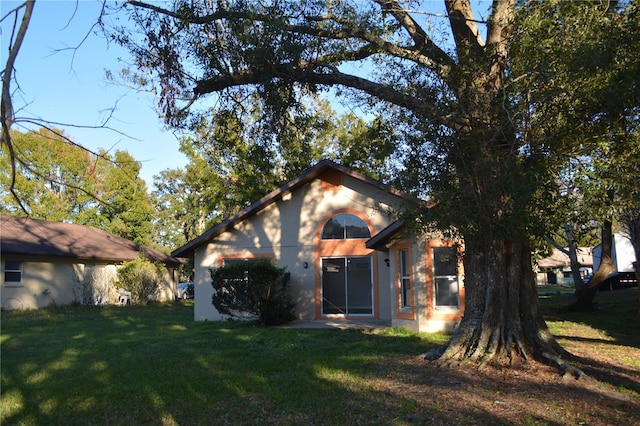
172, 160, 418, 258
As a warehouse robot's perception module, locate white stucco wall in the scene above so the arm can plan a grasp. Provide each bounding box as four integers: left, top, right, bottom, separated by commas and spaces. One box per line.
1, 257, 177, 310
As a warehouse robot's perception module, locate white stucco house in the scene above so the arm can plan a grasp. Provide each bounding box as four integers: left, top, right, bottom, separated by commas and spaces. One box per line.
173, 160, 465, 332
1, 215, 181, 310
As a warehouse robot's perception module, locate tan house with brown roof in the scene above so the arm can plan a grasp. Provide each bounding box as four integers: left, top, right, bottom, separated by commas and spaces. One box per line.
1, 215, 181, 310
172, 160, 465, 332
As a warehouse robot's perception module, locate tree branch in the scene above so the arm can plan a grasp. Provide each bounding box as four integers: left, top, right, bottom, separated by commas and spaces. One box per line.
2, 0, 35, 215
445, 0, 485, 58
126, 0, 454, 79
194, 65, 448, 123
373, 0, 453, 73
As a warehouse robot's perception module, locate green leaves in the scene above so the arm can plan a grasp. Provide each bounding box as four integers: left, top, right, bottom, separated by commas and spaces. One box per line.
1, 128, 155, 245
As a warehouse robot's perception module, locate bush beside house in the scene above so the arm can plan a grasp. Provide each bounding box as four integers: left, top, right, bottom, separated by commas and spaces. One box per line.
210, 259, 296, 326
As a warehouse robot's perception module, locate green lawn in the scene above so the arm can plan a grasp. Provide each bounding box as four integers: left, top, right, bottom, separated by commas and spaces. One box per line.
2, 291, 638, 425
1, 302, 448, 425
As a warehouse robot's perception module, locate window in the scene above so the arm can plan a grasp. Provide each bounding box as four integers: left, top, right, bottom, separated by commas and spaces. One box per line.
399, 249, 411, 309
4, 260, 22, 285
221, 257, 271, 284
433, 247, 459, 308
218, 257, 272, 311
321, 213, 370, 240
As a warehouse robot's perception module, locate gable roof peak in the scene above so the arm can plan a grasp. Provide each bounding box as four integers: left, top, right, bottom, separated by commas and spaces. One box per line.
172, 159, 413, 258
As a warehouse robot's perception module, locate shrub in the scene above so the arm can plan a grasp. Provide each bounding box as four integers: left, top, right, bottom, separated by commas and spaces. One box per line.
116, 257, 164, 305
210, 259, 296, 326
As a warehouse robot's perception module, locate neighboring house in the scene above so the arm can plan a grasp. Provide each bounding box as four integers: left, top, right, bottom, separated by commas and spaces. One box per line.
535, 247, 593, 286
1, 215, 181, 310
172, 160, 465, 333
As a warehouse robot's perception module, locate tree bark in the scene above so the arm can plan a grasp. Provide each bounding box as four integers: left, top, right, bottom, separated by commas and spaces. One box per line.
563, 224, 585, 293
426, 234, 569, 370
565, 220, 615, 312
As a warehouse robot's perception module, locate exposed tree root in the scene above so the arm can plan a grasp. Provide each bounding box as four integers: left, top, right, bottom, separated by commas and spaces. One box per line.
542, 352, 586, 380
424, 322, 585, 379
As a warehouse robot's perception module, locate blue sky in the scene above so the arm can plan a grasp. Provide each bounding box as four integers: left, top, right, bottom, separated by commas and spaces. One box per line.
2, 1, 486, 187
2, 0, 186, 186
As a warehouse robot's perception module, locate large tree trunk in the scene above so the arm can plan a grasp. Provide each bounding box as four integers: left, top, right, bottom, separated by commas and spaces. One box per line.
423, 2, 576, 368
426, 233, 570, 371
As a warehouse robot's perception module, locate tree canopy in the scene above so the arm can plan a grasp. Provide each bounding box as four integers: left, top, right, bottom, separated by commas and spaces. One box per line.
115, 0, 639, 372
0, 128, 155, 245
151, 97, 396, 249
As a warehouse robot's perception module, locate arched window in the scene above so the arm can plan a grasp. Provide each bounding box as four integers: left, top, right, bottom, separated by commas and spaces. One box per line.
321, 213, 371, 240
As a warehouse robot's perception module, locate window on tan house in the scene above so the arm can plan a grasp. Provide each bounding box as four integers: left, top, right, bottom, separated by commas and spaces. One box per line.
433, 246, 459, 308
321, 213, 371, 239
4, 260, 22, 286
399, 248, 412, 309
319, 212, 374, 317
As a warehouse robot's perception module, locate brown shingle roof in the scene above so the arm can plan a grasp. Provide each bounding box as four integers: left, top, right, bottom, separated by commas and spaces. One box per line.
1, 215, 180, 266
536, 247, 593, 269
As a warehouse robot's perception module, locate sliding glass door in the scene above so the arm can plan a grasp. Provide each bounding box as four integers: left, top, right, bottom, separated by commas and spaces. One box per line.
321, 257, 373, 316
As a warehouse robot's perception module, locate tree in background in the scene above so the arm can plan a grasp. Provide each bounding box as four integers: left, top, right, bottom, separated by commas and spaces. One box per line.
152, 98, 396, 249
116, 257, 165, 305
511, 1, 640, 311
0, 128, 155, 245
0, 128, 96, 222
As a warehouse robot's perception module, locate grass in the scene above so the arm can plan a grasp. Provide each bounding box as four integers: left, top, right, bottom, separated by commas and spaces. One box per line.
1, 302, 448, 425
2, 289, 639, 425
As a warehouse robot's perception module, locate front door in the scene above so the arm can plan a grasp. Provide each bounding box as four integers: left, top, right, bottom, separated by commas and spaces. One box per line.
321, 257, 373, 316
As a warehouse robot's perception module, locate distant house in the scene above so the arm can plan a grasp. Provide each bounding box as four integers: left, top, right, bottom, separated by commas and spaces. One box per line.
1, 215, 181, 310
172, 160, 465, 333
535, 247, 593, 286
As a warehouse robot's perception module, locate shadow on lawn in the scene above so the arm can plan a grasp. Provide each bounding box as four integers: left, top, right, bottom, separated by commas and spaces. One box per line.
538, 287, 640, 404
2, 298, 639, 426
0, 305, 462, 425
540, 287, 640, 350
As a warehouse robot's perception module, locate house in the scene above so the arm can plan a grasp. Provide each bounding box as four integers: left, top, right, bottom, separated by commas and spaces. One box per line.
1, 215, 181, 310
172, 160, 465, 332
535, 247, 593, 286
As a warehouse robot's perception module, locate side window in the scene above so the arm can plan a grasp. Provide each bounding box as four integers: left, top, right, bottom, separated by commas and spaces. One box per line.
399, 249, 411, 309
433, 247, 459, 308
4, 260, 22, 285
321, 213, 370, 240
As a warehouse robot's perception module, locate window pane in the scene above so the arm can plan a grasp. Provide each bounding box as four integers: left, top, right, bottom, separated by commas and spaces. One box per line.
399, 250, 408, 276
433, 247, 459, 307
343, 214, 370, 238
322, 258, 346, 314
346, 257, 372, 314
399, 249, 411, 308
322, 213, 370, 240
322, 257, 373, 316
434, 247, 457, 276
5, 271, 21, 282
321, 217, 344, 239
5, 260, 21, 271
401, 278, 411, 307
4, 261, 21, 283
435, 276, 459, 307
